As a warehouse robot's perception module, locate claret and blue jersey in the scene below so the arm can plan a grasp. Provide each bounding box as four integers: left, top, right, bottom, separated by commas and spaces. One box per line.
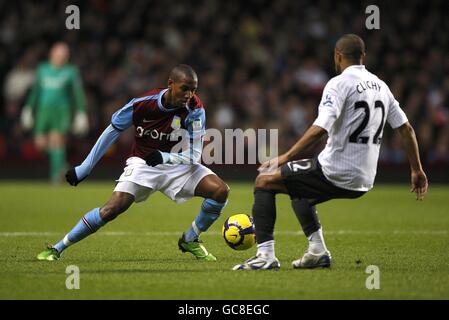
111, 88, 206, 158
74, 88, 206, 180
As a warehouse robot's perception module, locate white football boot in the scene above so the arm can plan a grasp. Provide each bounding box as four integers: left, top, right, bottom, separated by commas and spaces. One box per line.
232, 253, 280, 270
292, 250, 332, 269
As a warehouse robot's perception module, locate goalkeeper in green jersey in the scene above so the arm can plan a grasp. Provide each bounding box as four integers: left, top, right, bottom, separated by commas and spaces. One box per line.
21, 42, 88, 183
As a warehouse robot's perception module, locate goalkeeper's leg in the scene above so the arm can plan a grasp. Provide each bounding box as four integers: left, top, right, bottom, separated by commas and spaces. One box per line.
48, 131, 66, 184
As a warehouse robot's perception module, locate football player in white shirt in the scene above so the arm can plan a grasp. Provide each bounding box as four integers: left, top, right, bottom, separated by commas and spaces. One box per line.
233, 34, 428, 271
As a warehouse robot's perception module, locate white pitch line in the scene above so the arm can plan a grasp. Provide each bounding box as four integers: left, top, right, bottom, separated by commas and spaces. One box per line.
0, 232, 59, 237
0, 230, 447, 237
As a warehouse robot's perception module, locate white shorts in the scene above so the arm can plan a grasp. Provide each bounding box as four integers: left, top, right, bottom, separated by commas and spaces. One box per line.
114, 157, 215, 204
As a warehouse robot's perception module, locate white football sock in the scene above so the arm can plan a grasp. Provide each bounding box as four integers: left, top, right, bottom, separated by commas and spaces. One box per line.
257, 240, 275, 259
307, 228, 328, 254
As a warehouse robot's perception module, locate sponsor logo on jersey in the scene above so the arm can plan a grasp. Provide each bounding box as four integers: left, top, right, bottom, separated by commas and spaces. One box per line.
135, 126, 184, 141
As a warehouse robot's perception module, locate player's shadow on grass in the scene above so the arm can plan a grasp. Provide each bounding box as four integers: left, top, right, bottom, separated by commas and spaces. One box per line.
80, 268, 208, 274
105, 257, 184, 263
4, 268, 207, 275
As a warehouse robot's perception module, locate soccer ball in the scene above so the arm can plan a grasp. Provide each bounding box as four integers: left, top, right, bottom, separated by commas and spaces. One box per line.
222, 214, 256, 250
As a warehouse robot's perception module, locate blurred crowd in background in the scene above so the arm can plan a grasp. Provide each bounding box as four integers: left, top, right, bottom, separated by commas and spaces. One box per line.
1, 0, 448, 168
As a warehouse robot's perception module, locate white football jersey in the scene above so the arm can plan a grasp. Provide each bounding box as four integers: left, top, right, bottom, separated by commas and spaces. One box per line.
313, 65, 408, 191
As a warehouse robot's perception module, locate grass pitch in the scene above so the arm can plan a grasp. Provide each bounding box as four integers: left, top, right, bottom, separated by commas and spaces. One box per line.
0, 182, 448, 299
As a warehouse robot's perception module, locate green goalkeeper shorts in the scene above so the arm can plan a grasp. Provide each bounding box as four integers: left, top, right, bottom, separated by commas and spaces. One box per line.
34, 107, 71, 134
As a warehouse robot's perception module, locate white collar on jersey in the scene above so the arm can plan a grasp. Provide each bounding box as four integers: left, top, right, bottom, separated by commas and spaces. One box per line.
157, 88, 191, 112
342, 64, 366, 74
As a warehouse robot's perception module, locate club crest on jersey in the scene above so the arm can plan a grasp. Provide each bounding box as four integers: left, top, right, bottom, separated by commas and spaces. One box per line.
322, 94, 335, 107
171, 116, 181, 129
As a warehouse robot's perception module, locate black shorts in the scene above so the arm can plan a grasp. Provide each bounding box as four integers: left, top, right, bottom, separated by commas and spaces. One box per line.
281, 158, 366, 205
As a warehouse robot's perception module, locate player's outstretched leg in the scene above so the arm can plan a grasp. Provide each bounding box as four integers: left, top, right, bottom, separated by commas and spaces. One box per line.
37, 192, 133, 261
233, 172, 286, 270
179, 175, 229, 261
290, 198, 331, 269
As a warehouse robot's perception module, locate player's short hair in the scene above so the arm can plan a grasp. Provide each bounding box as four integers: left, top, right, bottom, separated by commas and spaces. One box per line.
169, 64, 198, 82
335, 34, 365, 62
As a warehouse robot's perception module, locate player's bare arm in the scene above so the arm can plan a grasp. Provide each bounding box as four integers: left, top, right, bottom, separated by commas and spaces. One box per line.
395, 122, 428, 200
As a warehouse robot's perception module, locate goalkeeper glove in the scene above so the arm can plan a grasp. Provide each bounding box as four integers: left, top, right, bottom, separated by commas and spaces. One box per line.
72, 112, 89, 136
21, 107, 33, 130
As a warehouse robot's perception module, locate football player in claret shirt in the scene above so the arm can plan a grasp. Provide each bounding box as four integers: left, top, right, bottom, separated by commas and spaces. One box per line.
37, 64, 229, 262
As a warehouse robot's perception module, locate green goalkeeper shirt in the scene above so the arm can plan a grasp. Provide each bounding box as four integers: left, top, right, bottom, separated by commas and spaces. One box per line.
26, 62, 86, 112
